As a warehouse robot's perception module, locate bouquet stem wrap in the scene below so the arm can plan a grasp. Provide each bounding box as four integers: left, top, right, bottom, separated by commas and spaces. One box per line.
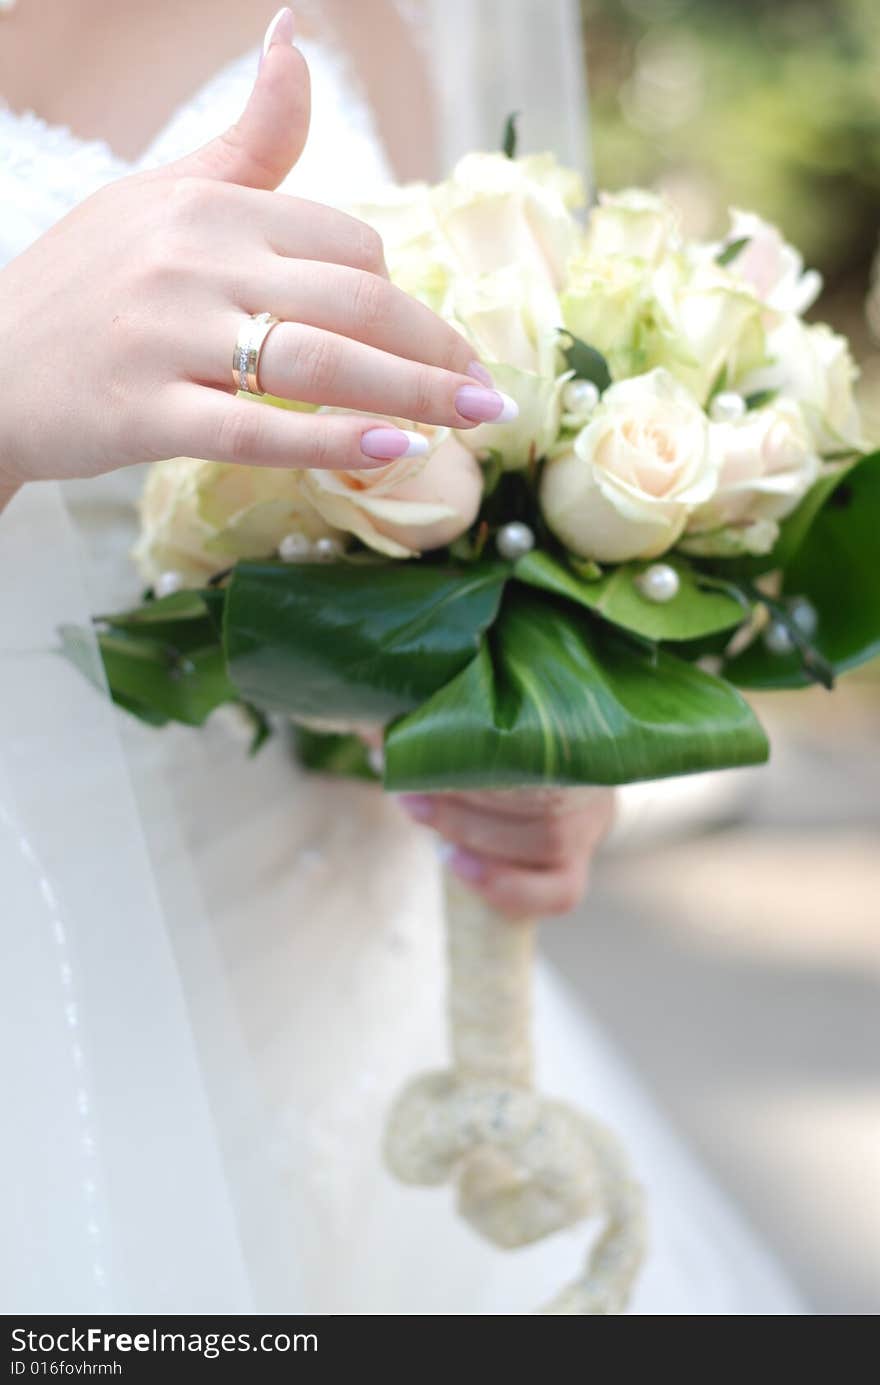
384, 872, 647, 1315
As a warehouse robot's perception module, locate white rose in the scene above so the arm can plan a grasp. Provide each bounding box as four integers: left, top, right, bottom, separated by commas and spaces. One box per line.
651, 261, 767, 404
349, 183, 454, 313
710, 209, 822, 316
738, 317, 863, 452
444, 264, 567, 470
540, 369, 720, 563
683, 400, 821, 555
456, 361, 570, 473
582, 189, 681, 266
561, 253, 649, 379
134, 458, 337, 585
429, 151, 585, 288
301, 422, 482, 558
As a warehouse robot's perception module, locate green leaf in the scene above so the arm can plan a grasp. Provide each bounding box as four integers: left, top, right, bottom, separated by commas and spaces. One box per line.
744, 388, 778, 411
715, 235, 751, 267
224, 559, 508, 722
707, 364, 728, 404
727, 451, 880, 688
98, 590, 212, 628
110, 692, 171, 728
293, 725, 379, 782
385, 593, 769, 791
558, 330, 612, 393
501, 111, 520, 159
95, 628, 233, 725
514, 550, 747, 642
60, 593, 234, 727
241, 702, 273, 755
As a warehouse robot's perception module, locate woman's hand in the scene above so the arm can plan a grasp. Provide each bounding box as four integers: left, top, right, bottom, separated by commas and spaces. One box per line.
0, 10, 513, 501
399, 788, 616, 918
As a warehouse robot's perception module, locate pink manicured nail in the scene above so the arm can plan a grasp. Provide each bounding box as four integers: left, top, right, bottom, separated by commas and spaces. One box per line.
399, 794, 435, 824
261, 7, 295, 64
466, 361, 494, 387
360, 427, 429, 462
455, 386, 519, 424
446, 847, 487, 883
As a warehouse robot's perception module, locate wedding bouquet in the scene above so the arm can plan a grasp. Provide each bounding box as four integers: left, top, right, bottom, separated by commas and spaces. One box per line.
69, 133, 879, 1314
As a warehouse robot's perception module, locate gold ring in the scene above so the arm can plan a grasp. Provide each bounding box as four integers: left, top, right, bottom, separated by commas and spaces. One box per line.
232, 312, 281, 395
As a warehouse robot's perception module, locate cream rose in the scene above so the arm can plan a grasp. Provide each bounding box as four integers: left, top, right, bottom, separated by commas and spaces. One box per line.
446, 264, 568, 471
710, 209, 822, 316
540, 369, 720, 563
581, 189, 681, 266
682, 400, 821, 556
301, 422, 482, 558
651, 261, 767, 404
431, 152, 584, 289
134, 458, 338, 585
561, 253, 649, 380
738, 317, 863, 452
351, 152, 584, 303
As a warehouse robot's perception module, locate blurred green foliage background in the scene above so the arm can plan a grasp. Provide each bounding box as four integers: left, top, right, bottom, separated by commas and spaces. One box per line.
582, 0, 880, 433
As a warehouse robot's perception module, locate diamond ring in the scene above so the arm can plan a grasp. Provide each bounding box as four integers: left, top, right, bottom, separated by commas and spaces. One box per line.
232, 312, 281, 396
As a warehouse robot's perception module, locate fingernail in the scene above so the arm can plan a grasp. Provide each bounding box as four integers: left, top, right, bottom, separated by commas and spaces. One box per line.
360, 427, 429, 462
445, 847, 487, 883
454, 386, 519, 424
398, 794, 435, 824
466, 361, 494, 387
261, 7, 295, 63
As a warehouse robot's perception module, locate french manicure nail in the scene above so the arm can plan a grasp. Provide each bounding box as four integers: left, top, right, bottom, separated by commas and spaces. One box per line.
446, 847, 487, 883
261, 7, 295, 63
454, 386, 519, 425
360, 427, 429, 462
399, 794, 435, 824
466, 361, 494, 387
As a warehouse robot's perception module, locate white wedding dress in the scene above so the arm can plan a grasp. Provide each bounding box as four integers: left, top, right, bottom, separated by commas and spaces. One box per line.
0, 32, 803, 1315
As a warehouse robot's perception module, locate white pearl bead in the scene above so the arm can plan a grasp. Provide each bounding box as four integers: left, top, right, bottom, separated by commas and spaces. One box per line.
709, 391, 747, 424
563, 379, 600, 417
788, 596, 818, 639
278, 532, 312, 563
495, 521, 536, 561
764, 619, 795, 656
313, 536, 343, 563
154, 570, 183, 598
636, 562, 680, 603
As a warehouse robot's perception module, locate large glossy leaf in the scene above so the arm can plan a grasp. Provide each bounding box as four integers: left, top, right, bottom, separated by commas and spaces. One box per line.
224, 559, 508, 722
514, 550, 746, 642
385, 593, 769, 790
61, 619, 234, 727
98, 590, 224, 655
728, 451, 880, 688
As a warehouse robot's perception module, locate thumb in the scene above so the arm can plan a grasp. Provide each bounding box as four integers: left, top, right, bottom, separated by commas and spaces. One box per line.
160, 9, 310, 190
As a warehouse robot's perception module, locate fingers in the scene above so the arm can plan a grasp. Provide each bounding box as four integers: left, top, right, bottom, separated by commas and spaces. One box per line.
443, 852, 591, 921
161, 12, 310, 190
399, 794, 594, 868
161, 384, 422, 471
244, 260, 478, 376
215, 317, 515, 429
242, 190, 391, 276
398, 789, 616, 919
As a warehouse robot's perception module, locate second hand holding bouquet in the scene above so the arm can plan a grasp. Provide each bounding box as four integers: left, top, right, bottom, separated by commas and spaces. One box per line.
72, 130, 879, 1314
